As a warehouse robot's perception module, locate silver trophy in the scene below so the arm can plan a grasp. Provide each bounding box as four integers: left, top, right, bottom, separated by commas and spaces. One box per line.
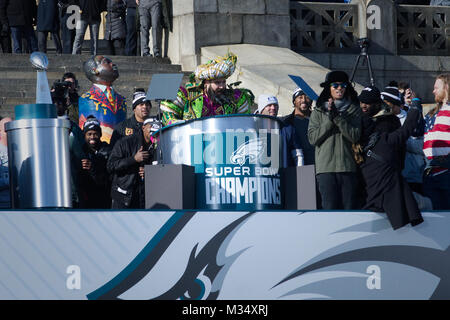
30, 52, 52, 104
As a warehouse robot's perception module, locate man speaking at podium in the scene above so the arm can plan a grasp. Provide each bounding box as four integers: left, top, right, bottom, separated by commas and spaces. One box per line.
160, 52, 254, 126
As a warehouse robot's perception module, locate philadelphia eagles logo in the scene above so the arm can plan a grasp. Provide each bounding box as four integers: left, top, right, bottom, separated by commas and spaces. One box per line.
87, 211, 255, 300
230, 138, 266, 166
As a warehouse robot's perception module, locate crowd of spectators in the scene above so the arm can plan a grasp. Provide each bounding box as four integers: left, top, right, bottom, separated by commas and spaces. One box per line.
42, 57, 447, 229
1, 50, 450, 222
251, 71, 448, 230
1, 0, 448, 54
0, 0, 168, 56
0, 55, 448, 232
0, 1, 448, 231
182, 67, 447, 230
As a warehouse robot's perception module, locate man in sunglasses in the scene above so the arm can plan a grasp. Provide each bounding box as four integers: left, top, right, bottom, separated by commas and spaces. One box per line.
308, 71, 362, 210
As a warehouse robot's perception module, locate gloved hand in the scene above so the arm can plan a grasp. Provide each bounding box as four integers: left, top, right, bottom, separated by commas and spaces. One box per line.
327, 98, 338, 120
363, 132, 381, 153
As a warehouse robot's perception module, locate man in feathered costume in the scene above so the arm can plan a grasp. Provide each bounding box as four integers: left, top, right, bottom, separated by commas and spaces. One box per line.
160, 52, 254, 126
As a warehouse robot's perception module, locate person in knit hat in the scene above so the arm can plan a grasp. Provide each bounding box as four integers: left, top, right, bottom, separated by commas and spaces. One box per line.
358, 86, 382, 116
291, 87, 313, 118
78, 115, 112, 209
358, 94, 424, 230
255, 94, 279, 116
381, 84, 407, 125
308, 70, 362, 210
110, 88, 154, 147
107, 113, 156, 209
281, 87, 315, 166
255, 94, 304, 167
160, 52, 254, 126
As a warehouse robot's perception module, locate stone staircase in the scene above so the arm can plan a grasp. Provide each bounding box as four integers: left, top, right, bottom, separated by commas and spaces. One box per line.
0, 51, 190, 119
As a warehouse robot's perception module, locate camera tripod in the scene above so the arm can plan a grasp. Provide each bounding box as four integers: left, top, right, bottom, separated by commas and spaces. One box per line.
350, 38, 375, 87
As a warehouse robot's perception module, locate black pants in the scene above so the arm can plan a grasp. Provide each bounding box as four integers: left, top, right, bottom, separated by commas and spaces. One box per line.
111, 185, 143, 209
106, 39, 125, 56
125, 7, 138, 56
0, 34, 12, 53
60, 13, 76, 54
38, 31, 62, 54
316, 172, 359, 210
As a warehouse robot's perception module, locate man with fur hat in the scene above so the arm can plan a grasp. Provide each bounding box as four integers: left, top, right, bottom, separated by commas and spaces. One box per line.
160, 52, 254, 126
282, 87, 315, 166
110, 88, 154, 147
79, 116, 112, 209
308, 71, 362, 210
107, 117, 158, 209
79, 55, 127, 144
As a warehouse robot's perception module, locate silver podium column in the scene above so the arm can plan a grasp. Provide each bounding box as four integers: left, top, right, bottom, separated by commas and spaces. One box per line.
5, 53, 72, 208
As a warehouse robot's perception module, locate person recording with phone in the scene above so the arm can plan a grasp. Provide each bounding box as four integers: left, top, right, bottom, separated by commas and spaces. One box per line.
308, 71, 362, 210
107, 117, 158, 209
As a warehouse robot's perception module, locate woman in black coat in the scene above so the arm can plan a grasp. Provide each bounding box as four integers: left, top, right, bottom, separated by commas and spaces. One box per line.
360, 105, 424, 230
105, 0, 126, 55
36, 0, 62, 53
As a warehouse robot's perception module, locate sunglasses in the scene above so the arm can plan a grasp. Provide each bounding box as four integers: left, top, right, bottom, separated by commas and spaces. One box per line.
330, 82, 348, 89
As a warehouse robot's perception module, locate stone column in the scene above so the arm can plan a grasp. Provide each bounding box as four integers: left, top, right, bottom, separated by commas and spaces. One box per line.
366, 0, 397, 55
168, 0, 290, 71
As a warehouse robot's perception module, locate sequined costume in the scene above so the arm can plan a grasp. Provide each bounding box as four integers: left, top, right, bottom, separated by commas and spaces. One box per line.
160, 52, 254, 126
160, 82, 253, 126
79, 85, 127, 143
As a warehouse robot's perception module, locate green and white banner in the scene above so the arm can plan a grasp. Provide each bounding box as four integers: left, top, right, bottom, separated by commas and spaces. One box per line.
189, 129, 282, 210
0, 210, 449, 300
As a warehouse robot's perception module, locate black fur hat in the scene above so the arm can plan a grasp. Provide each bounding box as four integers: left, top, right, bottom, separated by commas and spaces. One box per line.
320, 71, 350, 87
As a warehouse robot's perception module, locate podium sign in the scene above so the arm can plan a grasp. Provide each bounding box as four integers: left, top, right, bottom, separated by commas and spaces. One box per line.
159, 115, 284, 210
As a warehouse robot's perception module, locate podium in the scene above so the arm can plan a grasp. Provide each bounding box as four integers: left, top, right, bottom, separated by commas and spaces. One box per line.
146, 114, 286, 210
145, 114, 318, 210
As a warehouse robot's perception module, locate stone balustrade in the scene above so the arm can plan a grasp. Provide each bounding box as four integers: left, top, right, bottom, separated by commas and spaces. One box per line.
290, 1, 450, 56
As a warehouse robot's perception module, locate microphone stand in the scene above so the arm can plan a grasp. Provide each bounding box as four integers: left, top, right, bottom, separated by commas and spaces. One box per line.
155, 99, 163, 164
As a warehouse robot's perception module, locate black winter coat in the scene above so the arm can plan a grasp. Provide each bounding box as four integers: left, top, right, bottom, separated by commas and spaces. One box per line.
78, 142, 112, 209
105, 0, 126, 40
78, 0, 105, 23
282, 112, 315, 165
126, 0, 136, 8
107, 130, 155, 208
0, 0, 36, 27
110, 115, 148, 148
360, 108, 424, 230
37, 0, 59, 32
